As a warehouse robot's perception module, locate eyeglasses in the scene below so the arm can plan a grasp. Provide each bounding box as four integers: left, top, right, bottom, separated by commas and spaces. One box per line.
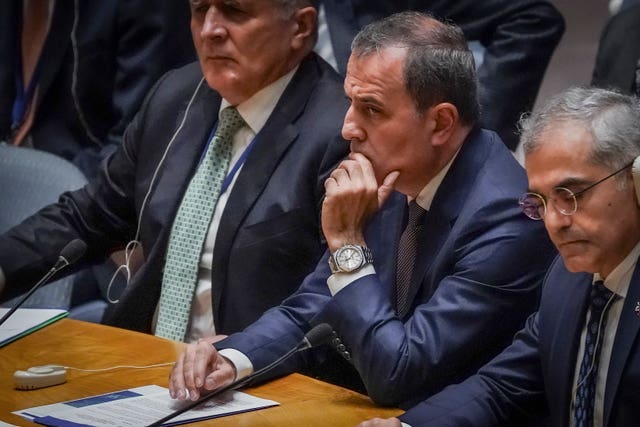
519, 161, 633, 220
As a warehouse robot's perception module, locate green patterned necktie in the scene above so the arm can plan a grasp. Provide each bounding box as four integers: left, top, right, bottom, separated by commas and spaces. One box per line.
155, 106, 245, 341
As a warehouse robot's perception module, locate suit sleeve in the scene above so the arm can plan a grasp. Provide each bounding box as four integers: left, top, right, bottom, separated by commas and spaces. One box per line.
413, 0, 565, 150
315, 199, 555, 407
591, 4, 640, 93
215, 251, 336, 378
399, 312, 547, 426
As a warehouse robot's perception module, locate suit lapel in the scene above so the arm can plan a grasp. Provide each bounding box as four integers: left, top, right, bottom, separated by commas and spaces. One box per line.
404, 129, 484, 309
366, 192, 406, 299
146, 83, 220, 233
111, 75, 219, 328
546, 272, 592, 425
210, 56, 320, 323
604, 260, 640, 426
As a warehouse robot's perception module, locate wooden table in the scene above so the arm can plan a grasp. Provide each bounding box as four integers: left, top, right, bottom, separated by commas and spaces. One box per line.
0, 319, 401, 426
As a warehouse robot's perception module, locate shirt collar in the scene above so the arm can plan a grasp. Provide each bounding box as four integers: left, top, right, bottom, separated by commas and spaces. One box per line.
594, 239, 640, 298
413, 147, 461, 211
219, 66, 299, 134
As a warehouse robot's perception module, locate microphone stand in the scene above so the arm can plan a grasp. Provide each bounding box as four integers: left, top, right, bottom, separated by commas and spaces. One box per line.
0, 263, 65, 327
0, 239, 86, 327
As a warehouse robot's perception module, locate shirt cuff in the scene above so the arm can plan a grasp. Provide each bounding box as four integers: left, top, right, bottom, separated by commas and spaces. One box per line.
327, 264, 376, 295
218, 348, 254, 381
401, 423, 412, 427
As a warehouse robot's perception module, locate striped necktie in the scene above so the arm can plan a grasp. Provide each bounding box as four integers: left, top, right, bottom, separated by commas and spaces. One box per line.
395, 201, 427, 319
572, 280, 616, 427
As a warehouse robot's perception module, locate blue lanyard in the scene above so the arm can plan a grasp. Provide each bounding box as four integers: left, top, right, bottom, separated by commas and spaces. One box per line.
200, 122, 258, 195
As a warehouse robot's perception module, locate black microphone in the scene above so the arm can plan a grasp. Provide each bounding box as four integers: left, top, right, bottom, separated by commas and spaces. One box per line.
0, 239, 87, 326
147, 323, 334, 427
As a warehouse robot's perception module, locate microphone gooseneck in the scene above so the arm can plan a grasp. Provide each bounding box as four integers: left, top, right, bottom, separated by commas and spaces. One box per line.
0, 239, 87, 327
146, 323, 334, 427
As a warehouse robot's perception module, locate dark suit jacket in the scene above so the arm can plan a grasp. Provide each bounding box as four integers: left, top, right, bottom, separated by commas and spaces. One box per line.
401, 255, 640, 427
0, 53, 350, 335
592, 4, 640, 96
0, 0, 195, 178
218, 128, 556, 407
320, 0, 565, 150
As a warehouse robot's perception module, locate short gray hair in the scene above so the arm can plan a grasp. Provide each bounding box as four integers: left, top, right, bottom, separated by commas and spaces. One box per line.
351, 11, 479, 125
272, 0, 318, 44
520, 87, 640, 171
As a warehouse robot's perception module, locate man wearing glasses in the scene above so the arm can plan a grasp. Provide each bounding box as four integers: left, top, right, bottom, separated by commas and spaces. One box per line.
360, 87, 640, 427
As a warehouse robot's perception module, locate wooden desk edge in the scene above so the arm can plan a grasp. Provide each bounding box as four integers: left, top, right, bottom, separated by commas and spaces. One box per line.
1, 319, 402, 426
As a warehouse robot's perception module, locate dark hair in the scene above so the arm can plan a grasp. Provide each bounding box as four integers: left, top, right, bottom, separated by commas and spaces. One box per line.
351, 11, 479, 125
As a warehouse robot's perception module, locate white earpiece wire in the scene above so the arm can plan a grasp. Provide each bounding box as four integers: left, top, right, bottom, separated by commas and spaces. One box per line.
106, 77, 207, 298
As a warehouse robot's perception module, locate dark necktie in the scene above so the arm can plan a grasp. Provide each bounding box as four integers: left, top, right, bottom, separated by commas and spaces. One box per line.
395, 201, 427, 319
573, 280, 616, 427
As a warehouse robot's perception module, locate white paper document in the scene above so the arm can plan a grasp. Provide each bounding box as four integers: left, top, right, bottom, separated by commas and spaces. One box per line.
0, 308, 67, 348
14, 385, 279, 427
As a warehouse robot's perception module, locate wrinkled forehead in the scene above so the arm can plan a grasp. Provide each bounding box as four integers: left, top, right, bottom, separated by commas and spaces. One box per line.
524, 123, 598, 189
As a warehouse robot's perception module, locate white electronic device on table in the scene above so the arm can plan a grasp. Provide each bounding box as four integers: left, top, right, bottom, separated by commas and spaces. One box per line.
14, 365, 67, 390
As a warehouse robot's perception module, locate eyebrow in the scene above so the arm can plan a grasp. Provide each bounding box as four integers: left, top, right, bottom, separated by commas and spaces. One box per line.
222, 0, 243, 7
553, 177, 593, 189
352, 94, 384, 108
527, 177, 592, 194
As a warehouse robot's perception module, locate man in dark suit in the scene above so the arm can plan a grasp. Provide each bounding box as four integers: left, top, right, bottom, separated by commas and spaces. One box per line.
0, 1, 196, 179
316, 0, 565, 151
0, 0, 349, 341
592, 3, 640, 96
359, 87, 640, 427
168, 12, 555, 408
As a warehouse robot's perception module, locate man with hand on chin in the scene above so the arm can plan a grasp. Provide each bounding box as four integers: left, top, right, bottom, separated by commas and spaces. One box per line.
359, 88, 640, 427
169, 11, 555, 409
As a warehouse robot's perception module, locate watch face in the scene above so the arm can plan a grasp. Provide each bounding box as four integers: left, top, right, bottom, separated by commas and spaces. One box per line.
336, 246, 363, 271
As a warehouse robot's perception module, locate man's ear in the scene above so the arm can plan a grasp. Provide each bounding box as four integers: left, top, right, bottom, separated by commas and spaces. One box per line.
290, 6, 317, 51
427, 103, 459, 147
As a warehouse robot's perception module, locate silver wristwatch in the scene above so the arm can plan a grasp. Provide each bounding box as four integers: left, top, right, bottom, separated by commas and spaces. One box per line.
328, 244, 374, 274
